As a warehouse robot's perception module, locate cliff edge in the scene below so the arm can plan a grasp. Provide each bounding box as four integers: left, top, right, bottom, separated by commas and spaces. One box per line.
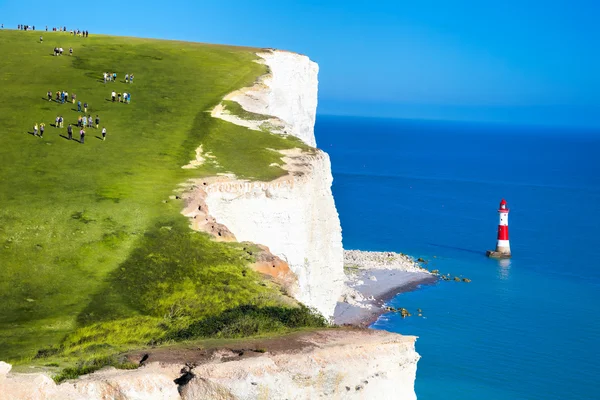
183, 50, 344, 320
0, 48, 421, 400
0, 329, 419, 400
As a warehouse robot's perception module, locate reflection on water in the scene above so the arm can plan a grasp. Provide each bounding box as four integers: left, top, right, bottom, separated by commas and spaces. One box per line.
497, 259, 511, 279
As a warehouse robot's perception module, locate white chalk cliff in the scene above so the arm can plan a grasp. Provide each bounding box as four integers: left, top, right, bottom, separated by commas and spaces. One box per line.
0, 330, 419, 400
0, 50, 421, 400
191, 50, 345, 319
212, 51, 319, 147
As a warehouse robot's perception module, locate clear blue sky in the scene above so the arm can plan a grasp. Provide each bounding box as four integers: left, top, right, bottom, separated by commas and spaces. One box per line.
2, 0, 599, 127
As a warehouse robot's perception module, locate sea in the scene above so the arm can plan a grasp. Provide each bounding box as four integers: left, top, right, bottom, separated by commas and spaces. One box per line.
315, 115, 600, 400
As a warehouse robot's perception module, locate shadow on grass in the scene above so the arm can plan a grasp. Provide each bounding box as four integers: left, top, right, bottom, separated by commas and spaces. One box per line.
75, 218, 260, 327
94, 136, 103, 140
47, 218, 326, 357
169, 304, 327, 341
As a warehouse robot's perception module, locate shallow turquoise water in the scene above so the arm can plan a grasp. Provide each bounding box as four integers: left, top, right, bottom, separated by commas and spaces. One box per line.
315, 115, 600, 400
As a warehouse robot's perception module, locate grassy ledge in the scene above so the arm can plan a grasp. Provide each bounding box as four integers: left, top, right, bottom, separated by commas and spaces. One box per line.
222, 99, 272, 121
0, 30, 324, 373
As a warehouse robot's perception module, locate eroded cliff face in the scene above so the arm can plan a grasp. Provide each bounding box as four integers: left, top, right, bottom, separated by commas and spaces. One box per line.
213, 50, 319, 147
204, 150, 343, 319
189, 50, 345, 319
0, 330, 419, 400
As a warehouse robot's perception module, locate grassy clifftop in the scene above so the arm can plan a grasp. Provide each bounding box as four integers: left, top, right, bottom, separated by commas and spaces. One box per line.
0, 30, 321, 367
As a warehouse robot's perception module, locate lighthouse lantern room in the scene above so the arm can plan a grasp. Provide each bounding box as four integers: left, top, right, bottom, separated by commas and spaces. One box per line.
486, 199, 512, 258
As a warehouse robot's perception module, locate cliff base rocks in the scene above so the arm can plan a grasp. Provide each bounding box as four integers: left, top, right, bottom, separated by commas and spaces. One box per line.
334, 250, 438, 326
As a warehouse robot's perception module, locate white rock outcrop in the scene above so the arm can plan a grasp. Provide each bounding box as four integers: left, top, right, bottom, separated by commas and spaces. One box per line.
213, 50, 319, 147
204, 150, 344, 319
0, 360, 11, 376
0, 329, 419, 400
0, 363, 181, 400
193, 50, 345, 319
179, 329, 419, 400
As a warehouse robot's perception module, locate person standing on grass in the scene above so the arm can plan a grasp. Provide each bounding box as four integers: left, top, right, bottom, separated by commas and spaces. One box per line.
55, 115, 60, 127
72, 93, 76, 104
130, 74, 134, 84
33, 123, 38, 136
82, 115, 87, 129
103, 72, 107, 83
113, 72, 117, 82
40, 123, 45, 138
59, 116, 64, 128
84, 102, 88, 113
47, 90, 52, 101
69, 47, 73, 56
111, 91, 116, 102
80, 128, 85, 144
88, 116, 93, 128
77, 115, 82, 127
127, 93, 131, 104
67, 124, 73, 140
56, 91, 60, 101
101, 127, 106, 140
125, 74, 129, 83
95, 115, 100, 129
64, 91, 69, 104
77, 100, 82, 112
39, 36, 43, 43
117, 92, 121, 102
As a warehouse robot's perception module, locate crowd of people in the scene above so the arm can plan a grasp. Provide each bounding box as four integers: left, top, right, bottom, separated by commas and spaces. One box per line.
110, 90, 131, 104
103, 72, 134, 84
19, 27, 139, 145
34, 69, 136, 143
15, 24, 89, 36
17, 24, 36, 31
36, 91, 102, 143
71, 29, 89, 37
31, 112, 106, 144
52, 46, 73, 56
47, 90, 81, 106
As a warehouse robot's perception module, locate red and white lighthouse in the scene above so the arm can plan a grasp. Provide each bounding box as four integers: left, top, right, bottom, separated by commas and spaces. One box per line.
486, 199, 511, 258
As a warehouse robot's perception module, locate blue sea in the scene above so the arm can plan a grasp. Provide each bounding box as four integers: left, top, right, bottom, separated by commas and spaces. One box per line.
315, 115, 600, 400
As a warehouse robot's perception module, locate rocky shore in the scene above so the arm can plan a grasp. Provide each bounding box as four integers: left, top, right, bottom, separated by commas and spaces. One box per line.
334, 250, 438, 326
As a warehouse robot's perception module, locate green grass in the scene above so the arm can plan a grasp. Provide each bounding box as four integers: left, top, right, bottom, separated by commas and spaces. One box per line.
222, 100, 271, 121
0, 30, 319, 366
52, 355, 138, 383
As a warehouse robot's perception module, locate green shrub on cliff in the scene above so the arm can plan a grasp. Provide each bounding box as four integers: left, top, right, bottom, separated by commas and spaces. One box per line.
52, 355, 138, 383
170, 304, 327, 340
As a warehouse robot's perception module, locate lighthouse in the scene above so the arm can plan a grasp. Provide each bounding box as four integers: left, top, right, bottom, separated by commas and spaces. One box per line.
486, 199, 511, 258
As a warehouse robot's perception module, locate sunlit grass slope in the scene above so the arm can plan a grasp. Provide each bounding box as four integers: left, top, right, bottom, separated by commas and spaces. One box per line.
0, 30, 322, 365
